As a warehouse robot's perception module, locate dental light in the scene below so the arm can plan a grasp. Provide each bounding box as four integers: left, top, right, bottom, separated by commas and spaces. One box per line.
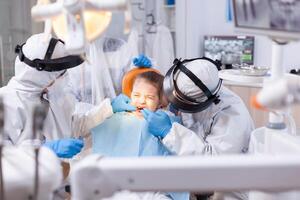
31, 0, 128, 54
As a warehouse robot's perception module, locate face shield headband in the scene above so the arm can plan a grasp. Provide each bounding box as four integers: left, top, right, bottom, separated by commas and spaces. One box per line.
163, 57, 223, 113
14, 38, 84, 72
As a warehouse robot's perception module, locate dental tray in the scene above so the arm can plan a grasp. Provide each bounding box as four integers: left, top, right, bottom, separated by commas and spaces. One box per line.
233, 64, 270, 76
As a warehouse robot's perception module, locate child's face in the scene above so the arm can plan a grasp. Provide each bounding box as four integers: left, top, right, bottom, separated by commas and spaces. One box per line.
131, 78, 160, 112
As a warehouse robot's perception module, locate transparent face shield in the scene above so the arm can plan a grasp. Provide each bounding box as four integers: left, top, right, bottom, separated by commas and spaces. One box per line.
68, 37, 129, 105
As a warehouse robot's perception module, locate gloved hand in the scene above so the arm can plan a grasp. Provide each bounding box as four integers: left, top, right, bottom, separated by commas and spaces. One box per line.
168, 103, 179, 115
111, 94, 136, 113
141, 109, 172, 138
43, 138, 84, 158
133, 54, 152, 67
169, 114, 182, 124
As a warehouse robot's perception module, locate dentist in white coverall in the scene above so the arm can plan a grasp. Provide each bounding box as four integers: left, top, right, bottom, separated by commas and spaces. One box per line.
0, 33, 135, 158
141, 57, 255, 200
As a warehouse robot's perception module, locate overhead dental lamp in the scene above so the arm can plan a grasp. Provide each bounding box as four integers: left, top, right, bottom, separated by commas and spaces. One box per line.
31, 0, 128, 54
52, 10, 112, 42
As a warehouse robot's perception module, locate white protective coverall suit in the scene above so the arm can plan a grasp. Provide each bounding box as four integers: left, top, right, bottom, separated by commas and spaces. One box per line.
156, 59, 255, 200
0, 33, 113, 145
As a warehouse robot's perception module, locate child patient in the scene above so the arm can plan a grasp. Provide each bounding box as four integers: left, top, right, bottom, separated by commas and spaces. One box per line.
91, 71, 170, 157
130, 71, 168, 117
91, 71, 188, 200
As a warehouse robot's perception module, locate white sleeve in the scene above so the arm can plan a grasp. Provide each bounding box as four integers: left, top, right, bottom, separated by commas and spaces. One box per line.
72, 98, 113, 137
162, 108, 253, 156
162, 123, 206, 155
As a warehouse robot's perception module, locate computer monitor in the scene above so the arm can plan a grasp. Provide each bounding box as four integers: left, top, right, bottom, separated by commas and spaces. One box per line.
233, 0, 300, 40
203, 35, 254, 67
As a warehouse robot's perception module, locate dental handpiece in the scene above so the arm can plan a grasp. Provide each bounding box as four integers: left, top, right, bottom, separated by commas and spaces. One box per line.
32, 104, 47, 200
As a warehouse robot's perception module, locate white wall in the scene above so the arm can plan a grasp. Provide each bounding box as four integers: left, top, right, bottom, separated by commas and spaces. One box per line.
176, 0, 300, 71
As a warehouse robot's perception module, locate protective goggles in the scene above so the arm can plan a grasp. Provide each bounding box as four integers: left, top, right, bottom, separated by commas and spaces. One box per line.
15, 38, 84, 72
163, 57, 222, 113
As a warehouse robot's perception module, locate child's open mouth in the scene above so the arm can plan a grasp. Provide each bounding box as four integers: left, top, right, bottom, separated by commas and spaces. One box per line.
136, 107, 144, 112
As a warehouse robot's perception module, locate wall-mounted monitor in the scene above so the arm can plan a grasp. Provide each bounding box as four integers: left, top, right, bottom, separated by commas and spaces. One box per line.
203, 35, 254, 67
233, 0, 300, 40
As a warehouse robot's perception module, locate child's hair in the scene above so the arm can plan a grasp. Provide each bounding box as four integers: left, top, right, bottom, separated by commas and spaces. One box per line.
134, 71, 164, 99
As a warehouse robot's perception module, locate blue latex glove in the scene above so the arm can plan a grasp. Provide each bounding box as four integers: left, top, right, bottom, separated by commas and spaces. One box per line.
169, 114, 182, 124
111, 94, 136, 113
44, 138, 84, 158
133, 54, 152, 67
168, 103, 179, 115
141, 109, 172, 138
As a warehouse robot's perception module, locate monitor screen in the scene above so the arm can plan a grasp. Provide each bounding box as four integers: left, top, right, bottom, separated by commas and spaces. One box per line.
233, 0, 300, 40
203, 35, 254, 65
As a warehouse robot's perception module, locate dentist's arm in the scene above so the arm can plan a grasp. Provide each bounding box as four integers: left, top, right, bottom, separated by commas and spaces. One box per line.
72, 94, 136, 137
142, 109, 207, 155
142, 107, 252, 156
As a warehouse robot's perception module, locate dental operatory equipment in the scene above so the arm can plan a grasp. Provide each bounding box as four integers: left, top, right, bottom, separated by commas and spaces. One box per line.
2, 145, 62, 199
69, 2, 300, 200
31, 0, 128, 54
70, 154, 300, 200
0, 102, 62, 199
250, 73, 300, 136
32, 104, 48, 200
233, 0, 300, 126
252, 73, 300, 110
